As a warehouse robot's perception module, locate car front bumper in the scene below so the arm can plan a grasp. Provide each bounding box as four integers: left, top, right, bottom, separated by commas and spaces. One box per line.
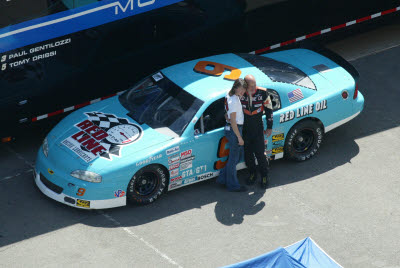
34, 168, 126, 209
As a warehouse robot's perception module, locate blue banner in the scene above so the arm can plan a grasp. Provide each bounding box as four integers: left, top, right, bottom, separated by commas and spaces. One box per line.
0, 0, 183, 53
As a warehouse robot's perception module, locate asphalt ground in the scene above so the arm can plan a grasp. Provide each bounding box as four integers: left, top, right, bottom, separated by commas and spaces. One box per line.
1, 23, 400, 268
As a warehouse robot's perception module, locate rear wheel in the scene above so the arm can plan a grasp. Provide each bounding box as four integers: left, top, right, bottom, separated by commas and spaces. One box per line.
127, 165, 167, 205
284, 120, 323, 161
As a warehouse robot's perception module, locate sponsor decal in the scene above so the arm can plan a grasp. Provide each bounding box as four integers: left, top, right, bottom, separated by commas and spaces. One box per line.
170, 168, 179, 177
272, 147, 284, 154
272, 133, 284, 142
288, 88, 304, 103
169, 163, 180, 170
168, 154, 180, 165
170, 176, 182, 183
181, 156, 195, 163
273, 127, 285, 133
114, 189, 126, 198
62, 112, 142, 162
280, 100, 327, 123
166, 146, 180, 155
273, 140, 284, 146
47, 168, 54, 175
76, 199, 90, 208
266, 149, 272, 155
181, 169, 193, 178
180, 160, 192, 171
195, 165, 207, 174
197, 172, 214, 181
136, 154, 162, 166
183, 177, 196, 185
169, 181, 183, 190
180, 149, 192, 159
76, 188, 86, 196
152, 72, 163, 82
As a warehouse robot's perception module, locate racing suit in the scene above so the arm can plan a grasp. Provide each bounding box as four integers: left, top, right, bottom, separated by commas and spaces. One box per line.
240, 87, 273, 180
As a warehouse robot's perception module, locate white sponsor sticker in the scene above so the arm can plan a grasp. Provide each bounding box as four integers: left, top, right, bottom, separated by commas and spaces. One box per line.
180, 160, 192, 171
183, 177, 196, 185
152, 72, 164, 82
170, 168, 179, 177
169, 163, 180, 170
166, 146, 180, 155
180, 149, 192, 159
168, 154, 180, 165
170, 175, 182, 183
197, 172, 215, 181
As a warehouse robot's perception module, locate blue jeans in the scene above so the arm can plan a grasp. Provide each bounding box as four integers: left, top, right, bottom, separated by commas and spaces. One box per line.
217, 125, 243, 191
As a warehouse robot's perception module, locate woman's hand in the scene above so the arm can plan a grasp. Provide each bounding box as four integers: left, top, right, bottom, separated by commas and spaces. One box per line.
238, 136, 244, 146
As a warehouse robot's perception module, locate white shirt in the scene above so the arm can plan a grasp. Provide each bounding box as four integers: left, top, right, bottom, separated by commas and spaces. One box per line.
226, 94, 244, 125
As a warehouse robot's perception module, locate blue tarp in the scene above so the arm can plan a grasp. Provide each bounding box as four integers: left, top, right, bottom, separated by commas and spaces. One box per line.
223, 237, 342, 268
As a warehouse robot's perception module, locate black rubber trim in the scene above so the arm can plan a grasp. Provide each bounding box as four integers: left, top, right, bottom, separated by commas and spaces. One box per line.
40, 173, 63, 194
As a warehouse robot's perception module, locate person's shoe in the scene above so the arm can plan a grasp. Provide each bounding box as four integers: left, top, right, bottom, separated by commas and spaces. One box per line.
229, 186, 248, 192
246, 173, 256, 185
261, 175, 269, 189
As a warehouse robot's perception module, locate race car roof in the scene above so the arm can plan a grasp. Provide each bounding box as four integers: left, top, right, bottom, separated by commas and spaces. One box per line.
161, 53, 269, 102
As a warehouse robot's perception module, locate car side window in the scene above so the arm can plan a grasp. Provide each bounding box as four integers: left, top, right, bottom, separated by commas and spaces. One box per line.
268, 88, 281, 111
195, 98, 226, 134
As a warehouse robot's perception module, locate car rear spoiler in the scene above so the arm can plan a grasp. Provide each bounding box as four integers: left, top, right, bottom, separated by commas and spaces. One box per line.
299, 41, 360, 82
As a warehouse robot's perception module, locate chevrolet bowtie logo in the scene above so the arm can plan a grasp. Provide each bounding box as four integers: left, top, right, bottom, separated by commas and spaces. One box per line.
48, 169, 54, 175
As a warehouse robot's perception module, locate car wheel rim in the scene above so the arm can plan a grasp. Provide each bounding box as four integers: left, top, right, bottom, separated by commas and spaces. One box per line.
135, 171, 158, 196
292, 128, 315, 153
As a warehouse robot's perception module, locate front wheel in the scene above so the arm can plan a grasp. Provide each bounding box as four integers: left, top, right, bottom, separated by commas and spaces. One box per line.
127, 165, 167, 205
284, 120, 323, 161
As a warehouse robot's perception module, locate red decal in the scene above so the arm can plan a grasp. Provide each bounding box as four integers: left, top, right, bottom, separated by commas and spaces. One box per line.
71, 131, 86, 141
91, 145, 107, 155
76, 120, 93, 130
92, 130, 108, 140
81, 138, 100, 150
84, 125, 100, 135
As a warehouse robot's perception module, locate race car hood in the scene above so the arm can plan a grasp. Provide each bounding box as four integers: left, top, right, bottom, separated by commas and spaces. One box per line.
45, 96, 174, 173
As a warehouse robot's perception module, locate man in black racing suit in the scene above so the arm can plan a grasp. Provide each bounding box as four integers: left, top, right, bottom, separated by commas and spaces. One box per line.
240, 74, 273, 189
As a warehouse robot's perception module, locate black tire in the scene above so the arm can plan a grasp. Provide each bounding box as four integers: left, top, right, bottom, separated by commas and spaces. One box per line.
284, 120, 323, 161
127, 165, 167, 205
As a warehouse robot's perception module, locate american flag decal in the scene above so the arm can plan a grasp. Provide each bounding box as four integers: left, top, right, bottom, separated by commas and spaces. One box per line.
287, 88, 304, 103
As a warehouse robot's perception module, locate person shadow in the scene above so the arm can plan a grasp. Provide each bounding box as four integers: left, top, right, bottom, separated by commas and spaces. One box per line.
214, 170, 266, 226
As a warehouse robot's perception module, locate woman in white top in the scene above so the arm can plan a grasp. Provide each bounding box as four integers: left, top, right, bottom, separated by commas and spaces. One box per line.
216, 78, 248, 192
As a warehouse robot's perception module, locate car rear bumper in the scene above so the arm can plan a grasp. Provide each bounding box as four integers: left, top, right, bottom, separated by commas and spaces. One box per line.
34, 168, 126, 209
325, 91, 364, 133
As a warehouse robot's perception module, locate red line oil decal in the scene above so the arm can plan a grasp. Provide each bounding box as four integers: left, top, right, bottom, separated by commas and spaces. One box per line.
61, 112, 142, 162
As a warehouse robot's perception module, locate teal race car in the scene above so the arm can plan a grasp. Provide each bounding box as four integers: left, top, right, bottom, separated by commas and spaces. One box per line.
34, 47, 364, 209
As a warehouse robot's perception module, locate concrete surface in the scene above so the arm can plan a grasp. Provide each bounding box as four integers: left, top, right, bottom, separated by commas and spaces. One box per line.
1, 23, 400, 268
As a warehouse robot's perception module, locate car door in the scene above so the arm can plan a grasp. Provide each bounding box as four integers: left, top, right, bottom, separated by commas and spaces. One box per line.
192, 97, 235, 181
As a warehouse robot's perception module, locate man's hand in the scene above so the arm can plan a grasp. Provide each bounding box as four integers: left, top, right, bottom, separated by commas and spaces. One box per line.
264, 129, 272, 137
238, 136, 244, 146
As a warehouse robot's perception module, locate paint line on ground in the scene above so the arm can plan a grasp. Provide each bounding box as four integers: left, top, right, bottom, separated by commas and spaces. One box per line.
99, 211, 183, 268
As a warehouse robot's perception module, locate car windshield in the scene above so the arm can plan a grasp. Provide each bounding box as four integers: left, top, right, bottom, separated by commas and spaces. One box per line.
238, 53, 316, 90
119, 72, 203, 136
